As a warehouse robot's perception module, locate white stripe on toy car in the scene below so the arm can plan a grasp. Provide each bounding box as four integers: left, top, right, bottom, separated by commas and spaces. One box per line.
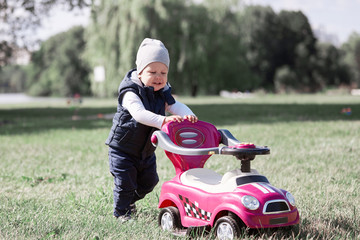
251, 183, 270, 194
259, 183, 275, 193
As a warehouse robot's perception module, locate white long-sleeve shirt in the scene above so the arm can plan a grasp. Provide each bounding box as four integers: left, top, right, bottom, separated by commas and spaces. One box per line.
122, 71, 196, 129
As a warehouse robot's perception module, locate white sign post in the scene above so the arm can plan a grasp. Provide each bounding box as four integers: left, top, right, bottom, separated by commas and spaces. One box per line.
94, 66, 105, 82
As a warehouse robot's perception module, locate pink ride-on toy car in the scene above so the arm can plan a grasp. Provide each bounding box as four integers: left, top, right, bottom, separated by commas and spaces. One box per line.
151, 120, 299, 239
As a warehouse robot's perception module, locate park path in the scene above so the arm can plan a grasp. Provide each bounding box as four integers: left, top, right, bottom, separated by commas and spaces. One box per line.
0, 93, 63, 105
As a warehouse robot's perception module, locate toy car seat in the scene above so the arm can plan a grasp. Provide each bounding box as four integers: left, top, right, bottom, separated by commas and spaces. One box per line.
160, 120, 221, 174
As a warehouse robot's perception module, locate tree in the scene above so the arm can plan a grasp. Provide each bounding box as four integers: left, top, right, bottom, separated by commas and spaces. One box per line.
342, 32, 360, 87
277, 10, 321, 92
0, 64, 29, 93
28, 26, 90, 96
238, 6, 326, 92
237, 5, 282, 89
85, 0, 157, 97
201, 0, 260, 93
85, 0, 209, 97
0, 41, 13, 67
315, 43, 351, 88
86, 0, 258, 97
0, 0, 91, 95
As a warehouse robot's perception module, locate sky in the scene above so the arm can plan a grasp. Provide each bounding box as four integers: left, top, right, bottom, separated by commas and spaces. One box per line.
244, 0, 360, 45
36, 7, 90, 41
37, 0, 360, 45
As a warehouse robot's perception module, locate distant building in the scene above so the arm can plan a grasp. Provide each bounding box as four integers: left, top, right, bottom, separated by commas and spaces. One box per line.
10, 48, 31, 65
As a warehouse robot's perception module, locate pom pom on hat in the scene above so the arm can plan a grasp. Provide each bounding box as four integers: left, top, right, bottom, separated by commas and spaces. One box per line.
136, 38, 170, 74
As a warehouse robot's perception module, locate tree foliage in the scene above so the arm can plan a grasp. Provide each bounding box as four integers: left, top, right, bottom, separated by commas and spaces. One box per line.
85, 0, 151, 97
342, 33, 360, 87
85, 0, 259, 97
86, 1, 354, 96
0, 41, 13, 67
28, 26, 90, 96
0, 64, 29, 93
237, 5, 280, 89
237, 6, 321, 92
236, 5, 353, 93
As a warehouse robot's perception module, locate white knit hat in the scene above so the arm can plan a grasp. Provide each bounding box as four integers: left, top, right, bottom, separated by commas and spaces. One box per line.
136, 38, 170, 74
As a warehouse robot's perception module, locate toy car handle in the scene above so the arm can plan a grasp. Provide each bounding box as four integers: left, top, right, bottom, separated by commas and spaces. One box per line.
219, 129, 270, 155
151, 130, 270, 156
152, 131, 221, 155
218, 129, 242, 146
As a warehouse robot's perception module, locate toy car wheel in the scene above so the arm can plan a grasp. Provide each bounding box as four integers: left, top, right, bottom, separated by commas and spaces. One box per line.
214, 216, 240, 240
158, 206, 181, 231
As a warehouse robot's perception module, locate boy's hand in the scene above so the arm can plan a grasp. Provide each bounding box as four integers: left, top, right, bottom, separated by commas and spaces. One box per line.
162, 115, 183, 126
183, 115, 198, 123
162, 115, 198, 126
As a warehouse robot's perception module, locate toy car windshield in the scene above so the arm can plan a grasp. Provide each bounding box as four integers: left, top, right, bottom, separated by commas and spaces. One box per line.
236, 175, 269, 186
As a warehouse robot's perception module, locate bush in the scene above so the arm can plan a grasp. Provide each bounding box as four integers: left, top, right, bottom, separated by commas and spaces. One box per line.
28, 26, 91, 97
0, 65, 29, 93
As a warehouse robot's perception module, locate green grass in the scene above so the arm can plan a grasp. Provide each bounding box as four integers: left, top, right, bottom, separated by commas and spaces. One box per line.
0, 94, 359, 239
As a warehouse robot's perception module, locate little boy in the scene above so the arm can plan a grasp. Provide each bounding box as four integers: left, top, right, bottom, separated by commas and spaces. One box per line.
105, 38, 198, 221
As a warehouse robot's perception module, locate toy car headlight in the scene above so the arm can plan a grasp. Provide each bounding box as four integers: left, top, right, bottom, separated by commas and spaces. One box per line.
241, 195, 260, 210
286, 192, 296, 206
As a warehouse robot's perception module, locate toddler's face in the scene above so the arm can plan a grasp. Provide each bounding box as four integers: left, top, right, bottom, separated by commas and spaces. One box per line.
138, 62, 168, 91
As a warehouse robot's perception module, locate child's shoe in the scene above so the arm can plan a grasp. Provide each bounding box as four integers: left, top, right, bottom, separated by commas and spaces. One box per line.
117, 214, 132, 223
114, 204, 136, 223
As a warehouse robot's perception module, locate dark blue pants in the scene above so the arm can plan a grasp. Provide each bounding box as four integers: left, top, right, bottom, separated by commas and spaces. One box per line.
108, 147, 159, 217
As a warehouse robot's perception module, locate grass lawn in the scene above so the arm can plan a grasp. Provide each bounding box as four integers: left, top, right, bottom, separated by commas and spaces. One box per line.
0, 94, 359, 239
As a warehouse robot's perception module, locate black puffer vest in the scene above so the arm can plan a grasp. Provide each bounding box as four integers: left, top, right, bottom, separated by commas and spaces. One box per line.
105, 69, 176, 159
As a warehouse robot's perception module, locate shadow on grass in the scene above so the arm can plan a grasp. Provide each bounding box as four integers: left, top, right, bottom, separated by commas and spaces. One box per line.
191, 103, 360, 126
0, 107, 115, 135
0, 103, 359, 135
